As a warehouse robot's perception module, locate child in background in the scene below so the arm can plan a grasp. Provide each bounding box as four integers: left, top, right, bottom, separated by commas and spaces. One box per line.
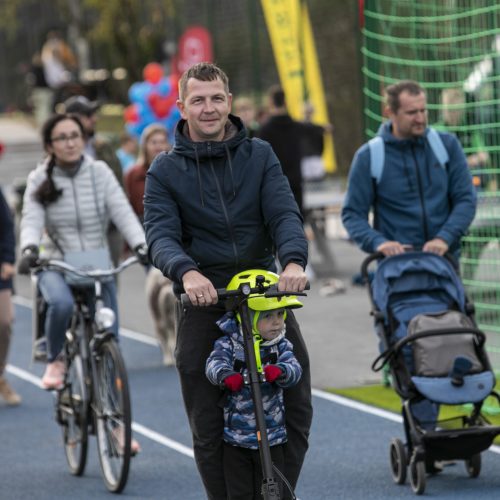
206, 269, 303, 498
115, 132, 138, 174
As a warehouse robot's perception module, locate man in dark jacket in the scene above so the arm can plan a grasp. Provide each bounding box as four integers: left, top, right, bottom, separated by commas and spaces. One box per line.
144, 63, 312, 499
258, 85, 305, 215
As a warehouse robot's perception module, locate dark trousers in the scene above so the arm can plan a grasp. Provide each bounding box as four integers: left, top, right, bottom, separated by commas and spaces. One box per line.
223, 442, 285, 500
175, 304, 312, 500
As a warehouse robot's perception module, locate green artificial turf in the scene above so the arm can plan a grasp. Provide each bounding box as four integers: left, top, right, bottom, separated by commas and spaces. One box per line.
330, 382, 500, 441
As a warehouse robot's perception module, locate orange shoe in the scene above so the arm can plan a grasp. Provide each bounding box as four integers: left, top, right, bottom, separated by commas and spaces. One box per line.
41, 360, 66, 390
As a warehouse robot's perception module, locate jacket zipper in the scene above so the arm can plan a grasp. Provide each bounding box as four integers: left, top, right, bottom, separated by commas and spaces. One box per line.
207, 143, 240, 270
411, 145, 429, 242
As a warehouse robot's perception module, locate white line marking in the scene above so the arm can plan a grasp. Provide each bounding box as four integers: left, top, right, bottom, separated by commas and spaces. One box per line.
132, 422, 194, 458
12, 295, 500, 456
312, 388, 500, 455
5, 363, 193, 458
312, 388, 402, 423
6, 364, 43, 388
120, 327, 159, 346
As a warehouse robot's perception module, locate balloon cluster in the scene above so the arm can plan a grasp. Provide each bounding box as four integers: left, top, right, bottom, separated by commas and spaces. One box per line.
124, 63, 181, 141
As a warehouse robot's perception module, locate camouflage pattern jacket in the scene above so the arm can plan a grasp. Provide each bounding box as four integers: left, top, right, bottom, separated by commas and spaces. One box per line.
205, 312, 302, 449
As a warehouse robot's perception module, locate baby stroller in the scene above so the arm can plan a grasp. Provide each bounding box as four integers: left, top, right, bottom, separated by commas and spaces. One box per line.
362, 251, 500, 495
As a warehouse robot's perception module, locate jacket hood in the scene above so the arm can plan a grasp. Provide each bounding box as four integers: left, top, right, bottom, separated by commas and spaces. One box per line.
378, 120, 429, 149
171, 114, 247, 207
173, 114, 247, 159
217, 312, 243, 343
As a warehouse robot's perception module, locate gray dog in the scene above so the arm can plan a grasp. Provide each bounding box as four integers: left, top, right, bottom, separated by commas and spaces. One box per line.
145, 268, 176, 365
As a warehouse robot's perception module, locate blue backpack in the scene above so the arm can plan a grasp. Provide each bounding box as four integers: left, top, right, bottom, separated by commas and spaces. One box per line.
369, 127, 449, 184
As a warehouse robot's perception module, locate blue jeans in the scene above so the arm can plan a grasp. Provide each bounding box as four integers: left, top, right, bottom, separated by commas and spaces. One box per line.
37, 271, 119, 362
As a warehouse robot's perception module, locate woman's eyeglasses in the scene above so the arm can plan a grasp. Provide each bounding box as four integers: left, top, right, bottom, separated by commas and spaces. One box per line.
51, 132, 83, 144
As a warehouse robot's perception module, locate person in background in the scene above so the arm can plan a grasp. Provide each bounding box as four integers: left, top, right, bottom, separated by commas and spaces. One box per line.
144, 62, 312, 499
232, 96, 260, 138
125, 124, 170, 221
28, 51, 52, 129
125, 123, 176, 365
257, 85, 305, 215
116, 131, 138, 174
342, 80, 476, 470
441, 88, 491, 190
63, 95, 124, 268
300, 101, 331, 183
40, 29, 77, 110
0, 187, 21, 406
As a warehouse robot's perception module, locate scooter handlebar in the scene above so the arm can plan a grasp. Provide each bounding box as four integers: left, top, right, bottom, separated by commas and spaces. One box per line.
180, 282, 309, 308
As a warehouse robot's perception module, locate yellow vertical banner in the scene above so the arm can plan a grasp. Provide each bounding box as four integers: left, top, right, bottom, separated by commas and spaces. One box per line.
261, 0, 337, 172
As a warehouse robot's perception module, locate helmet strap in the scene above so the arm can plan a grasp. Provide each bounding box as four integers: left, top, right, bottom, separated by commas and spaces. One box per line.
253, 335, 263, 373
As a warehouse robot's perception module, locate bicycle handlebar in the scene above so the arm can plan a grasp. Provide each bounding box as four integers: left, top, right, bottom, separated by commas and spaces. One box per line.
180, 283, 309, 308
34, 255, 139, 279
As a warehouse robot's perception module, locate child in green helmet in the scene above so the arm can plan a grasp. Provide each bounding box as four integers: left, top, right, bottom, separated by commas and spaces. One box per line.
205, 269, 303, 499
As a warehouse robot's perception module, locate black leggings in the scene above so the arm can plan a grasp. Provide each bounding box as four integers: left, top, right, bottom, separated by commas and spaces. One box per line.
223, 442, 285, 499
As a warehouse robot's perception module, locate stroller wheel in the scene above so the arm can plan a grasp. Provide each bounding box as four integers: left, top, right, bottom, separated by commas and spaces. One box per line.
465, 453, 481, 478
389, 438, 407, 484
409, 457, 426, 495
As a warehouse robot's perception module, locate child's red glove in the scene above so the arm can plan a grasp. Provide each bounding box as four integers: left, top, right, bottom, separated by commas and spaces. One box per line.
224, 373, 244, 392
264, 364, 283, 383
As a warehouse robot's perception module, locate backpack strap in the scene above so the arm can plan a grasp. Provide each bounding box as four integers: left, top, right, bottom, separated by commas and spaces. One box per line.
369, 127, 449, 184
426, 127, 449, 169
368, 136, 384, 184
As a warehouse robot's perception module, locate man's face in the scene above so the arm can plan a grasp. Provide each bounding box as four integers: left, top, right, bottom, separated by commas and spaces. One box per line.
389, 91, 427, 139
177, 78, 232, 142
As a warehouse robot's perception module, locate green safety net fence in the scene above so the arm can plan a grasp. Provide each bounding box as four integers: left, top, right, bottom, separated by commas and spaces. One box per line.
362, 1, 500, 373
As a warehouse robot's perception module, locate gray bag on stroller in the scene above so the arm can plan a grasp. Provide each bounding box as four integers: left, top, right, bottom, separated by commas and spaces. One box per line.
409, 310, 483, 377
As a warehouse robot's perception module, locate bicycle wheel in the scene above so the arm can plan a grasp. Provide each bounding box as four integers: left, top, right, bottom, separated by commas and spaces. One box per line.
93, 338, 131, 493
58, 352, 89, 476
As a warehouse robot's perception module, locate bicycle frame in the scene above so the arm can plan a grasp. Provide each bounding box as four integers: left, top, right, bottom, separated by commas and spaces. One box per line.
34, 255, 138, 493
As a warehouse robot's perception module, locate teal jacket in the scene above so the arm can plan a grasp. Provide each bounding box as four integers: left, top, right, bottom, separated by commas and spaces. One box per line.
342, 122, 477, 256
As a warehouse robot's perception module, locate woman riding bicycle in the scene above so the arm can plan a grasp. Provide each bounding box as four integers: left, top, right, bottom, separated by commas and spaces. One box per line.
18, 114, 147, 419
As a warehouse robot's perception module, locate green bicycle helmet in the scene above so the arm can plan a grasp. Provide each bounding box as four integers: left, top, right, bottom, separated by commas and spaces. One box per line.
227, 269, 303, 371
227, 269, 303, 334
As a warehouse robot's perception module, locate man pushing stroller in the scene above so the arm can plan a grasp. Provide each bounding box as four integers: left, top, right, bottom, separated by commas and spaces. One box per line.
342, 79, 476, 466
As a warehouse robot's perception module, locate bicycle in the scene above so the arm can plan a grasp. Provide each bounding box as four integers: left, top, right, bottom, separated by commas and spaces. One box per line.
33, 255, 139, 493
182, 276, 308, 500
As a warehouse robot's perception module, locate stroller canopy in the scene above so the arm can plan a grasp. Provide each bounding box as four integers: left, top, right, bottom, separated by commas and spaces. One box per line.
372, 252, 466, 316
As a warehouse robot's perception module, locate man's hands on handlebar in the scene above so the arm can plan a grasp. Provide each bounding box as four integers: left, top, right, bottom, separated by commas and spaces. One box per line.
376, 238, 449, 257
182, 263, 308, 307
182, 270, 218, 306
278, 262, 307, 292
